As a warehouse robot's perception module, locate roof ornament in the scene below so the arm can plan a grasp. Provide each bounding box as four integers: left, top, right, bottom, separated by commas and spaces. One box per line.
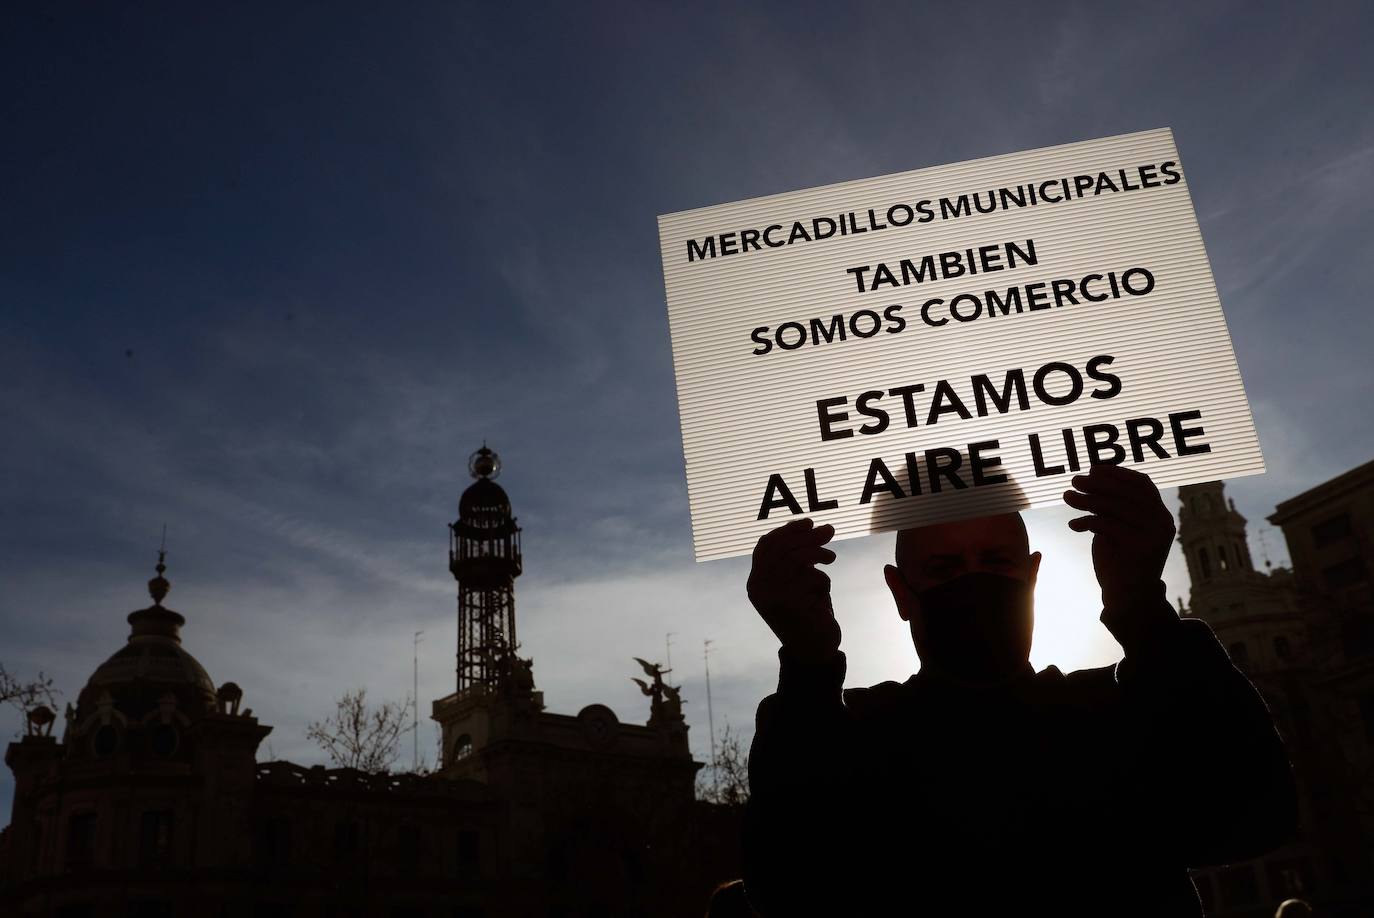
26, 704, 55, 737
633, 657, 684, 725
469, 444, 500, 480
148, 538, 171, 607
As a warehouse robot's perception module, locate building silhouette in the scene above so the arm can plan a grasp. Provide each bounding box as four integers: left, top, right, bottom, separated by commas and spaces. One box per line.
0, 447, 742, 917
1178, 460, 1374, 917
16, 449, 1371, 915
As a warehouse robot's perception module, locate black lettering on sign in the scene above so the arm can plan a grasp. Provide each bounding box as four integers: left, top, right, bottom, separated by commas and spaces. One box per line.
757, 474, 802, 520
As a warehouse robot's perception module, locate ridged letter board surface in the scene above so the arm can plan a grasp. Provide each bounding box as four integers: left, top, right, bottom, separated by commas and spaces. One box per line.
658, 127, 1263, 562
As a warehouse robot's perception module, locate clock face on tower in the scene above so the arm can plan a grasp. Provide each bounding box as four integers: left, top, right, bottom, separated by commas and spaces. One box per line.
577, 705, 619, 750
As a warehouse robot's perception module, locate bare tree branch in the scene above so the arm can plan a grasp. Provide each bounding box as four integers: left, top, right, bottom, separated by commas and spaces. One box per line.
305, 687, 414, 774
1, 662, 59, 736
696, 721, 750, 806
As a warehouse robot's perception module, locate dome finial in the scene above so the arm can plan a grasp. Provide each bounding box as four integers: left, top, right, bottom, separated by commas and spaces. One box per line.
469, 444, 500, 480
148, 531, 171, 606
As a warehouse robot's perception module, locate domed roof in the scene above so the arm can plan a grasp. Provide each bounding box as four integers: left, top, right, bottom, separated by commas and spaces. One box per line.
458, 445, 513, 518
76, 553, 217, 723
459, 475, 511, 516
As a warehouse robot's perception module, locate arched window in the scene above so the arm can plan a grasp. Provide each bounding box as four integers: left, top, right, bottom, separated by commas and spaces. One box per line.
1198, 547, 1212, 579
1218, 544, 1230, 571
453, 734, 473, 761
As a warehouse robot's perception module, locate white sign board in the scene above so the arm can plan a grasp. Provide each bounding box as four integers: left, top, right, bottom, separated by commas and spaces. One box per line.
658, 128, 1263, 562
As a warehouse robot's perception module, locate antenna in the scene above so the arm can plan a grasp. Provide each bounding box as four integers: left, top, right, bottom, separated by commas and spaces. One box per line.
665, 632, 675, 673
159, 524, 167, 554
1258, 528, 1274, 571
704, 639, 717, 794
413, 630, 424, 772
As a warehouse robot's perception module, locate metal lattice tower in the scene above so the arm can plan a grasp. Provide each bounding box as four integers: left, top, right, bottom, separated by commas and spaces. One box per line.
449, 445, 523, 694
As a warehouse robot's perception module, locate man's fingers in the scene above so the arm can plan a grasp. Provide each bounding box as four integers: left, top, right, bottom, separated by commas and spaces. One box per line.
756, 517, 814, 552
760, 519, 833, 552
808, 523, 837, 546
1066, 476, 1175, 535
792, 522, 835, 544
759, 524, 835, 566
1082, 461, 1151, 483
782, 542, 838, 567
1070, 464, 1159, 504
1063, 489, 1139, 523
758, 517, 815, 547
1067, 514, 1135, 541
1069, 474, 1150, 505
1067, 483, 1157, 520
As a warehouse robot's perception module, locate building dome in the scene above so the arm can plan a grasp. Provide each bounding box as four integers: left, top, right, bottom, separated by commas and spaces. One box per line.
75, 553, 217, 723
458, 445, 512, 518
459, 475, 512, 518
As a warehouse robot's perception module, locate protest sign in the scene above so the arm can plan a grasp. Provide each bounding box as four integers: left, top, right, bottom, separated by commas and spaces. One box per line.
658, 127, 1263, 562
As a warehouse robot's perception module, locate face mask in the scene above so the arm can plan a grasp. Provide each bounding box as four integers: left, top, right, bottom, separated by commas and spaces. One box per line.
904, 571, 1035, 685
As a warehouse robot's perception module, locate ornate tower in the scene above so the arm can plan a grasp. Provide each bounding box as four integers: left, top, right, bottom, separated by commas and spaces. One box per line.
3, 553, 270, 906
434, 446, 542, 776
450, 445, 524, 694
1177, 480, 1302, 673
1179, 480, 1256, 599
427, 447, 708, 909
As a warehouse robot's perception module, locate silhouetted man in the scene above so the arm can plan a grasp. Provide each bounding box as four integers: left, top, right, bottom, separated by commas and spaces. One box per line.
742, 464, 1297, 916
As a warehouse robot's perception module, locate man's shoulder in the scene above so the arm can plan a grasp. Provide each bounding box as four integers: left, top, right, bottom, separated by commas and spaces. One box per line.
840, 678, 911, 717
837, 667, 1123, 720
1054, 663, 1118, 687
1041, 663, 1124, 710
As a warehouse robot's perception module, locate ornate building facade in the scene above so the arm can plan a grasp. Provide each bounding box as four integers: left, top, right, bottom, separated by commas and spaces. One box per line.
1, 447, 742, 917
429, 447, 712, 913
1178, 462, 1374, 917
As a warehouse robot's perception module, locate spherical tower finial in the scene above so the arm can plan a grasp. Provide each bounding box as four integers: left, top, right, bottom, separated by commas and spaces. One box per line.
469, 444, 500, 480
148, 550, 171, 606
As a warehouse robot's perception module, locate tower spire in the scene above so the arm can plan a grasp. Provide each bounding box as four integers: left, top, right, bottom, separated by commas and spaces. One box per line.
1177, 480, 1266, 631
148, 547, 170, 606
130, 538, 185, 644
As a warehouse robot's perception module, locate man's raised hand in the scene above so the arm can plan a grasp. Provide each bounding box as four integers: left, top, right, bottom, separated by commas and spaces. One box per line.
1063, 463, 1176, 607
747, 518, 840, 663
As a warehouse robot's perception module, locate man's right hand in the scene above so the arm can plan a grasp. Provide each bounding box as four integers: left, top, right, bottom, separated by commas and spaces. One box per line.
747, 518, 840, 663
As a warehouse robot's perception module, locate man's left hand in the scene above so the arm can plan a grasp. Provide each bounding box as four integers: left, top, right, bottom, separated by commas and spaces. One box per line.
1063, 463, 1176, 608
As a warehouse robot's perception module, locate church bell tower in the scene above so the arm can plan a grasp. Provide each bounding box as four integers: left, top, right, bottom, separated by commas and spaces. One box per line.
1178, 480, 1256, 600
1177, 480, 1302, 674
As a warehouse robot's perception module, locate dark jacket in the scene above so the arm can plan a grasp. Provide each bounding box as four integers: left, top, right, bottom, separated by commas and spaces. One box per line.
742, 585, 1298, 916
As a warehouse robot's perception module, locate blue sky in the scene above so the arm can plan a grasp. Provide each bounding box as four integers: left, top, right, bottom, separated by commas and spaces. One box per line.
3, 2, 1373, 815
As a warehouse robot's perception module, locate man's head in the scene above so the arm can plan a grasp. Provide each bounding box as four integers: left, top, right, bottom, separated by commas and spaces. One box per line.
883, 512, 1042, 684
